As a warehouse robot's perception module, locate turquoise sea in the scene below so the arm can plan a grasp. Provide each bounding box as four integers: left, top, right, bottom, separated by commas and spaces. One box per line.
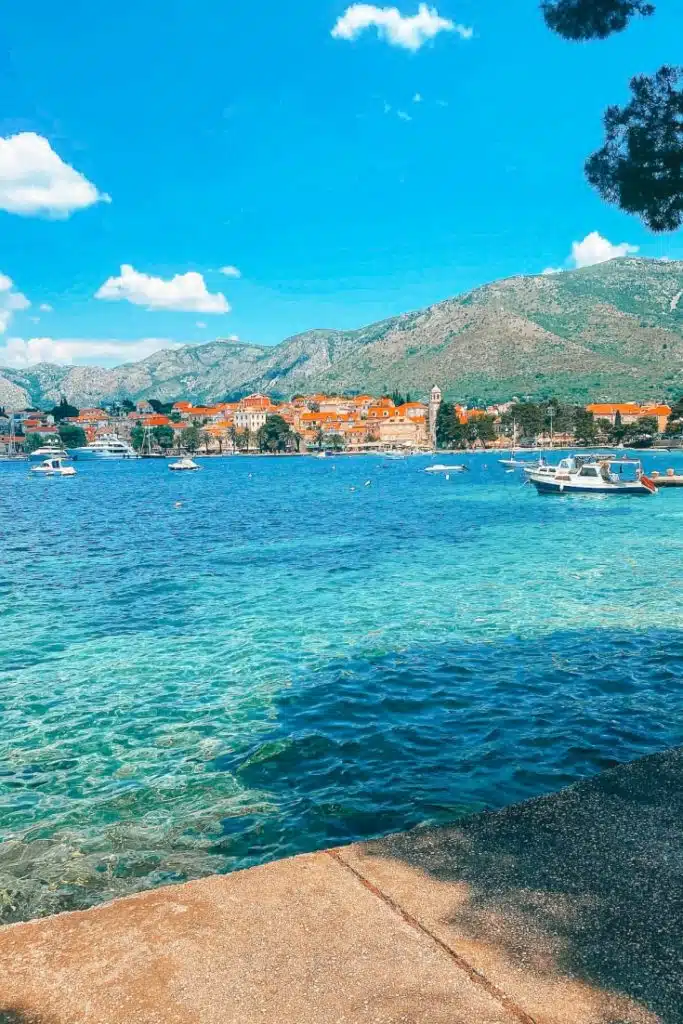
1, 450, 683, 922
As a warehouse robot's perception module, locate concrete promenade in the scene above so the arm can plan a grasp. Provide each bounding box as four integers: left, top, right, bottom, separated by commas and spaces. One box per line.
1, 747, 681, 1024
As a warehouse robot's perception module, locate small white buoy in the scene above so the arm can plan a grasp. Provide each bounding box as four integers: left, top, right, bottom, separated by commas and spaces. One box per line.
174, 501, 183, 508
445, 474, 450, 480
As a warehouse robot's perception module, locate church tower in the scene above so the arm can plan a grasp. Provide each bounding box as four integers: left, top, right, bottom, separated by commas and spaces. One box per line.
429, 385, 442, 448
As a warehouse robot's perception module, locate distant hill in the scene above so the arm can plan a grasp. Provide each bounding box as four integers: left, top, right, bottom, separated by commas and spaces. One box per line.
1, 257, 682, 410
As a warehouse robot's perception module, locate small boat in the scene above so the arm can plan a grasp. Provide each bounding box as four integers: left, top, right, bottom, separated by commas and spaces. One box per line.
424, 463, 468, 473
383, 451, 409, 460
169, 457, 200, 471
649, 469, 683, 487
31, 457, 77, 477
528, 456, 657, 495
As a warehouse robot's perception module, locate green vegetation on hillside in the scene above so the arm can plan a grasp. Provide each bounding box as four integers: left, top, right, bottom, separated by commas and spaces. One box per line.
1, 258, 682, 409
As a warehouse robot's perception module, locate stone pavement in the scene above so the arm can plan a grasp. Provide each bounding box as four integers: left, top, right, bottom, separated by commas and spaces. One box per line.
1, 747, 680, 1024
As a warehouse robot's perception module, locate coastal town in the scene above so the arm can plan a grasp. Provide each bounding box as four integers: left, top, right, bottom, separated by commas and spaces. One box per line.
0, 387, 681, 456
0, 386, 680, 456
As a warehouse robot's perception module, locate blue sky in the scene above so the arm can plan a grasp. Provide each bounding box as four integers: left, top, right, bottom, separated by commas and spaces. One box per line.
1, 0, 681, 368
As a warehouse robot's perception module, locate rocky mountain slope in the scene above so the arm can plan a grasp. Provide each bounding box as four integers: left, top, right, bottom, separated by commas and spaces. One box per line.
1, 258, 682, 409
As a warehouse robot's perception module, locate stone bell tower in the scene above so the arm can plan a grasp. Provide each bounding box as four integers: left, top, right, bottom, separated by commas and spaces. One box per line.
429, 384, 442, 448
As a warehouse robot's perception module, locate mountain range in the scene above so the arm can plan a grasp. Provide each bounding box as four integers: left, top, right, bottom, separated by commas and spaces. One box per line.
1, 257, 682, 410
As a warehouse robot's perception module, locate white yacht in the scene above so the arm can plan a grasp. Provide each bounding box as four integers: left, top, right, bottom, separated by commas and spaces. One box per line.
67, 434, 138, 460
29, 445, 71, 461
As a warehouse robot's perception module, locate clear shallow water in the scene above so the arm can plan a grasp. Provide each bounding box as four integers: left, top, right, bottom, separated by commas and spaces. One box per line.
1, 450, 683, 922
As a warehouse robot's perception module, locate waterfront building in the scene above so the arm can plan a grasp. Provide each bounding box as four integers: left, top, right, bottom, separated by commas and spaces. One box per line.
234, 393, 277, 433
586, 402, 672, 433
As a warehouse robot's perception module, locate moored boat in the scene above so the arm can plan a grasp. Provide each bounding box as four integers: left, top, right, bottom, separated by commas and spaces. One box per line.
31, 457, 77, 477
169, 457, 200, 471
528, 456, 657, 495
424, 463, 468, 473
650, 469, 683, 487
67, 434, 138, 460
29, 446, 71, 461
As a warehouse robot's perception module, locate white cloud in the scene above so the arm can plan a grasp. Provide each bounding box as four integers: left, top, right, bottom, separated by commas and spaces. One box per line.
413, 92, 422, 103
39, 303, 53, 312
397, 110, 412, 121
0, 132, 110, 218
0, 336, 180, 369
541, 231, 641, 276
571, 231, 639, 268
196, 321, 207, 328
0, 272, 30, 334
331, 4, 471, 51
95, 264, 231, 313
219, 265, 241, 278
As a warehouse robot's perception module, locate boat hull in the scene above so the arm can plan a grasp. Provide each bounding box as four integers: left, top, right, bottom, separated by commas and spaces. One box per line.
531, 477, 653, 495
67, 449, 138, 460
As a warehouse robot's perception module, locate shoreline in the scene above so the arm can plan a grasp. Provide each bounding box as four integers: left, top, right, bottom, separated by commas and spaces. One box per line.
1, 747, 680, 1023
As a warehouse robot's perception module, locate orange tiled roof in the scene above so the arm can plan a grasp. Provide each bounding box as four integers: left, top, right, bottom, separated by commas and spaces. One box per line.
586, 403, 643, 415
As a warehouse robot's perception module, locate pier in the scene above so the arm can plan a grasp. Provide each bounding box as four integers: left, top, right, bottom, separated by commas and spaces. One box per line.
1, 747, 680, 1024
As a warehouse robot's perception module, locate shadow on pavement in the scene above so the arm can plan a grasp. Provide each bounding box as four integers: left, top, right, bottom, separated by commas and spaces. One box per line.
357, 747, 683, 1024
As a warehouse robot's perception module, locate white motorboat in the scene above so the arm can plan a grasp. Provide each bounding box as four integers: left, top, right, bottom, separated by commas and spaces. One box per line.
29, 446, 71, 461
528, 456, 657, 495
500, 457, 541, 469
424, 463, 468, 473
67, 434, 138, 460
169, 457, 200, 471
31, 457, 77, 477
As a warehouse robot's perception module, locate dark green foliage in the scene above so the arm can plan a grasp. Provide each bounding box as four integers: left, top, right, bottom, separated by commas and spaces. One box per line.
666, 396, 683, 433
573, 408, 598, 444
502, 403, 546, 438
586, 67, 683, 232
541, 0, 654, 40
121, 399, 136, 413
57, 423, 87, 448
130, 426, 145, 450
50, 397, 79, 422
181, 425, 201, 452
257, 414, 295, 453
542, 0, 681, 232
23, 433, 47, 453
153, 425, 175, 449
148, 399, 174, 415
435, 402, 460, 448
436, 405, 496, 449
